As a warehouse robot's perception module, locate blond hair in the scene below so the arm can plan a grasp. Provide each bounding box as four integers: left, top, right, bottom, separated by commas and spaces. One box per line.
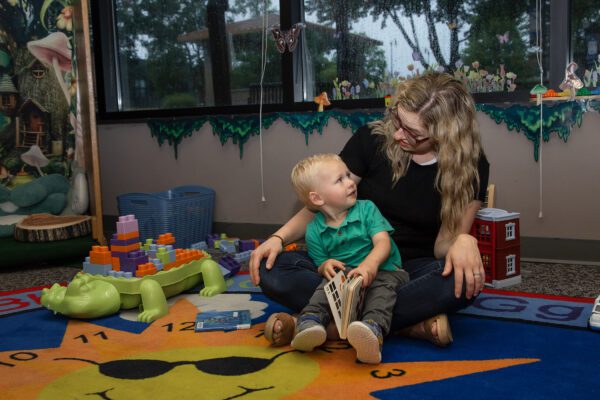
291, 153, 341, 211
369, 72, 482, 234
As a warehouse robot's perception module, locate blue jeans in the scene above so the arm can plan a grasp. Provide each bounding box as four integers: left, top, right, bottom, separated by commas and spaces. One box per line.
258, 251, 475, 331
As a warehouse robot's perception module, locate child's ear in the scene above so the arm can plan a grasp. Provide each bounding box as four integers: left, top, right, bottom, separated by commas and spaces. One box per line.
308, 191, 323, 207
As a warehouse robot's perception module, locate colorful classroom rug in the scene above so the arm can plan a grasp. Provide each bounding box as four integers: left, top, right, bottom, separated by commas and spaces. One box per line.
1, 285, 599, 399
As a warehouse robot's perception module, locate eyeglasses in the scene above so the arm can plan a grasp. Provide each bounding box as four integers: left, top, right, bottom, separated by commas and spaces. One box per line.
388, 106, 430, 145
55, 350, 296, 380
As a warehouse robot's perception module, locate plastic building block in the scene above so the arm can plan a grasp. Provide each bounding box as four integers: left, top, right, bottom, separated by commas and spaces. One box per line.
191, 241, 208, 250
117, 231, 140, 241
136, 262, 158, 277
116, 215, 139, 235
233, 250, 252, 263
218, 255, 241, 278
149, 257, 164, 271
89, 246, 112, 265
206, 233, 219, 248
238, 239, 256, 252
141, 238, 154, 251
219, 240, 237, 254
284, 243, 298, 251
156, 233, 175, 246
120, 250, 149, 274
82, 257, 113, 275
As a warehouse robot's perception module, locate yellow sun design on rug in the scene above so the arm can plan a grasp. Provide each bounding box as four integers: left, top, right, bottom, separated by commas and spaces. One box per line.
1, 299, 539, 399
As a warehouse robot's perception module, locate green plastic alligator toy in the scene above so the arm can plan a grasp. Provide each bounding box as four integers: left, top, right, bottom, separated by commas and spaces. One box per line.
40, 257, 227, 322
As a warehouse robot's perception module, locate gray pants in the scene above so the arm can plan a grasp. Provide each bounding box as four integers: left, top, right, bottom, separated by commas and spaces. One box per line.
301, 266, 409, 336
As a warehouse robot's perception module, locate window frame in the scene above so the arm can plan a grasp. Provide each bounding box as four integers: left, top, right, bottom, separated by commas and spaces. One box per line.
91, 0, 573, 123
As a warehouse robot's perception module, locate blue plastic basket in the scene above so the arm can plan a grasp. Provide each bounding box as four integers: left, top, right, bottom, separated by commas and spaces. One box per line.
117, 185, 215, 249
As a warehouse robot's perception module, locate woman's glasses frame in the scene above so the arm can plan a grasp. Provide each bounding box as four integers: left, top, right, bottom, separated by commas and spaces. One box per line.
388, 105, 430, 145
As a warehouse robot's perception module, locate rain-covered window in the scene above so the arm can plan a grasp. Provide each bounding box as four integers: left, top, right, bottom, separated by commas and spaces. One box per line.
571, 0, 600, 89
97, 0, 598, 114
113, 0, 282, 110
301, 0, 552, 101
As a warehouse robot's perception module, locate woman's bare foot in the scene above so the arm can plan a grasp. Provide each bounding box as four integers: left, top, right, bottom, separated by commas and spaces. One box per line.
398, 314, 453, 347
264, 313, 296, 346
265, 313, 340, 346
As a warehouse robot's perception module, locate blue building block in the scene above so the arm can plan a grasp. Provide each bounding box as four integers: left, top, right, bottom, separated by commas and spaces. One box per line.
233, 250, 252, 263
82, 257, 113, 276
191, 241, 208, 250
219, 240, 237, 254
219, 255, 241, 277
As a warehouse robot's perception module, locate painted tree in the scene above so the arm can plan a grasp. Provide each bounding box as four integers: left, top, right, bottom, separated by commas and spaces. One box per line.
114, 0, 207, 107
305, 0, 372, 83
370, 0, 469, 71
461, 0, 535, 84
371, 0, 535, 81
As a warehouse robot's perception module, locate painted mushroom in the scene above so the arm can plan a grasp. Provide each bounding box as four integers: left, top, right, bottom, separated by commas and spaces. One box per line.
27, 32, 72, 103
530, 84, 548, 105
314, 91, 331, 112
21, 145, 49, 177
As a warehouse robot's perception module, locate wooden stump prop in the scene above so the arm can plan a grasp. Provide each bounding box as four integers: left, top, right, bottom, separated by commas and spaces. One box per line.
14, 214, 92, 242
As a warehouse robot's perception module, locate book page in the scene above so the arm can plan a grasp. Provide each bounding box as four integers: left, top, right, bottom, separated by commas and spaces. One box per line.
340, 275, 364, 339
324, 270, 346, 337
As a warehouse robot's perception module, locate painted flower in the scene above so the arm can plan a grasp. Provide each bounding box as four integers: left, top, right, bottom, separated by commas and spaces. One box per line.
472, 61, 480, 70
8, 0, 18, 6
506, 72, 517, 79
455, 60, 463, 69
480, 69, 488, 77
436, 66, 445, 73
56, 7, 74, 32
412, 51, 421, 62
468, 71, 480, 80
407, 64, 414, 72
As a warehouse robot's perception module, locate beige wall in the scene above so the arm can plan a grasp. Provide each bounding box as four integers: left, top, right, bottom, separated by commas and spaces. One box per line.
98, 110, 600, 240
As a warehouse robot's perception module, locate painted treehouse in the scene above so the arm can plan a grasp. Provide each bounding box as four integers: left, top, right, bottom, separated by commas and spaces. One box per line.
16, 99, 50, 151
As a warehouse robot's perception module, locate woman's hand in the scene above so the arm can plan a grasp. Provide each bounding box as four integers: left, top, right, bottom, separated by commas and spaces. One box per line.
441, 233, 485, 299
249, 236, 284, 285
318, 259, 345, 280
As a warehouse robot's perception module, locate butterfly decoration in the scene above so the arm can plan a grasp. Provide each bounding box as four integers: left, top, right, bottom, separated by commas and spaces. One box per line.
447, 21, 457, 30
270, 23, 305, 53
497, 31, 510, 44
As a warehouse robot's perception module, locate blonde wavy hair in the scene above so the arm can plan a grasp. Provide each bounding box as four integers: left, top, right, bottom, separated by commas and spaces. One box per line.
290, 153, 341, 211
369, 72, 482, 234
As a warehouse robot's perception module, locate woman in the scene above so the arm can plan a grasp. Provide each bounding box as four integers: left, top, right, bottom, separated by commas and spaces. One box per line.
249, 72, 489, 347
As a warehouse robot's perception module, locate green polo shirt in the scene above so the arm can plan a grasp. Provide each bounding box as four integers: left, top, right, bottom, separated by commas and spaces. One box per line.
306, 200, 402, 271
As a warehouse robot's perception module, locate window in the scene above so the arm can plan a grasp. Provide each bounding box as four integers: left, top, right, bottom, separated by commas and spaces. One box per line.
506, 254, 516, 275
300, 0, 550, 101
91, 0, 593, 120
571, 0, 600, 88
505, 222, 516, 241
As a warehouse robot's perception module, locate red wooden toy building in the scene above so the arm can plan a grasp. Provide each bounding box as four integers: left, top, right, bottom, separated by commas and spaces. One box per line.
470, 208, 521, 288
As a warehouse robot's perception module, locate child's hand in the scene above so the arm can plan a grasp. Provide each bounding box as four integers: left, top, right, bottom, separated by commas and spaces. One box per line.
318, 259, 345, 280
348, 263, 378, 287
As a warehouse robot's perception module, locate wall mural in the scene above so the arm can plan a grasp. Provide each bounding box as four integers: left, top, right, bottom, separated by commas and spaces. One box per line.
0, 0, 88, 238
146, 100, 600, 161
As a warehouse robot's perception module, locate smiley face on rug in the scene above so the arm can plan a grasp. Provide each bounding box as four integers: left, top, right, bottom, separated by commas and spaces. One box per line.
37, 346, 318, 399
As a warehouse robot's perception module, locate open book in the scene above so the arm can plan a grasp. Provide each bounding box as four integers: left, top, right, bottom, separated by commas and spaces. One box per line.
324, 270, 365, 339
